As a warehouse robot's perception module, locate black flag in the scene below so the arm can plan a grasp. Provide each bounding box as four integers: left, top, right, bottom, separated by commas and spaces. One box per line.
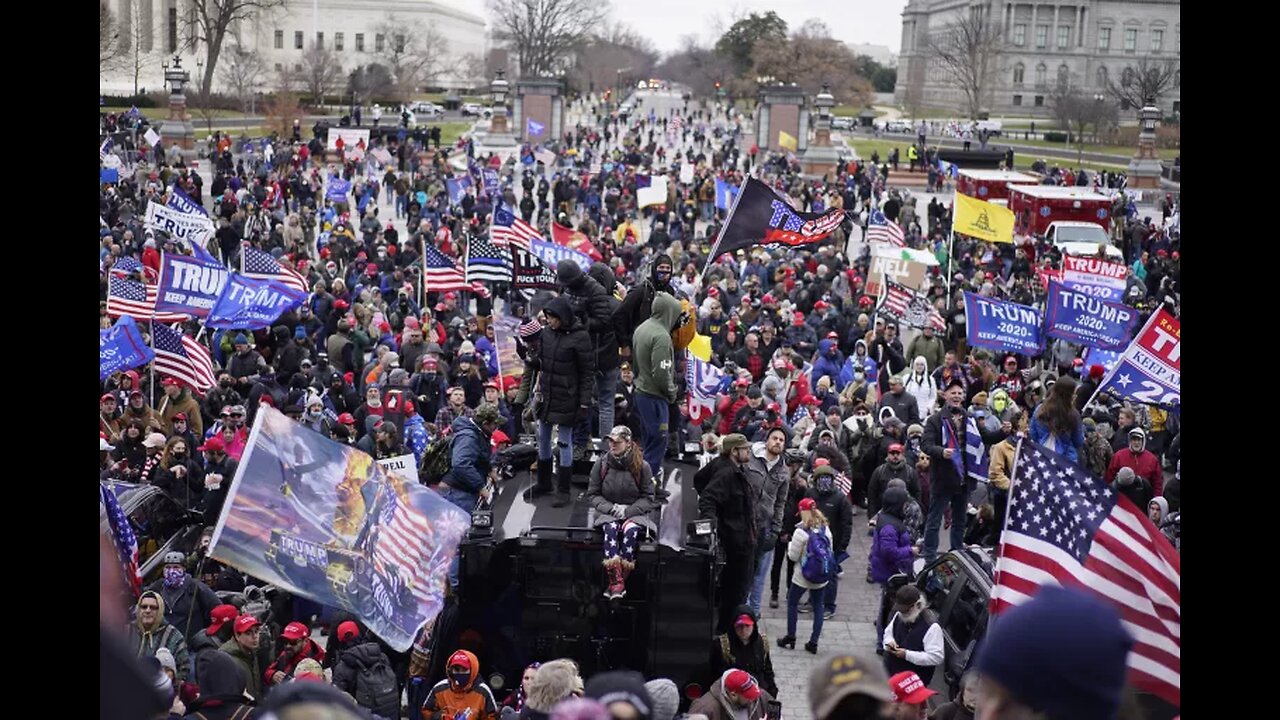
704, 176, 847, 265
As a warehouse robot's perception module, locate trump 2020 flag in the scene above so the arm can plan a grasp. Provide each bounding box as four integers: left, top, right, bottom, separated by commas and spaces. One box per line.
705, 177, 845, 264
1092, 308, 1180, 408
100, 315, 156, 381
208, 407, 470, 652
991, 439, 1180, 707
686, 350, 730, 424
155, 251, 230, 318
940, 413, 989, 483
445, 176, 472, 206
206, 274, 307, 330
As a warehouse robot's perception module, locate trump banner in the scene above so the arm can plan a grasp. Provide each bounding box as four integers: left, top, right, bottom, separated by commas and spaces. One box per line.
205, 274, 307, 330
686, 350, 730, 424
1092, 308, 1180, 408
531, 238, 592, 273
963, 292, 1044, 355
446, 176, 472, 206
326, 128, 370, 151
1060, 255, 1128, 301
155, 252, 230, 318
208, 407, 469, 652
326, 177, 352, 203
145, 202, 215, 247
100, 315, 156, 380
705, 177, 846, 263
1044, 281, 1138, 350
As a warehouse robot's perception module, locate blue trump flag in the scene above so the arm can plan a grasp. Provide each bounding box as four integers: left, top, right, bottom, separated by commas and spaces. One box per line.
100, 315, 156, 380
207, 406, 469, 651
445, 176, 472, 206
482, 168, 500, 197
100, 168, 119, 184
963, 292, 1044, 356
167, 185, 209, 218
1043, 281, 1138, 350
527, 118, 545, 136
326, 177, 352, 203
206, 274, 306, 330
531, 238, 591, 273
155, 252, 230, 318
714, 178, 740, 210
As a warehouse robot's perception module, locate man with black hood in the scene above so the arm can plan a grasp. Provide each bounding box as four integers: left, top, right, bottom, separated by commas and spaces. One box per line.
708, 605, 778, 697
556, 259, 614, 455
587, 262, 624, 437
190, 649, 259, 720
529, 296, 596, 505
616, 254, 676, 358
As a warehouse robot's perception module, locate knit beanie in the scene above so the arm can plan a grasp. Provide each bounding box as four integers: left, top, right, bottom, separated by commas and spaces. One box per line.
644, 679, 680, 720
975, 586, 1132, 719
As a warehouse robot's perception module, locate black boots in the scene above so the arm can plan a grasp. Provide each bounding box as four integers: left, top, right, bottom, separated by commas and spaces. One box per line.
552, 466, 573, 507
531, 459, 554, 498
777, 635, 796, 650
804, 641, 819, 654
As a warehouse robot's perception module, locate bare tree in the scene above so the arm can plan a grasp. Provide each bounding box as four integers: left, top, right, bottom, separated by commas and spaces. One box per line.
750, 19, 873, 110
569, 22, 658, 95
488, 0, 609, 78
101, 1, 122, 75
219, 45, 266, 114
184, 0, 287, 97
1049, 80, 1120, 164
922, 5, 1004, 119
369, 15, 448, 101
300, 47, 344, 107
654, 36, 735, 97
1106, 57, 1178, 114
348, 64, 396, 106
120, 0, 156, 96
454, 53, 491, 92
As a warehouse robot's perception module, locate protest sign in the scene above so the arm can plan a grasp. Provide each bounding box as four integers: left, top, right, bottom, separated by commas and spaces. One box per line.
679, 164, 694, 184
145, 202, 214, 246
377, 454, 419, 485
963, 292, 1044, 355
1044, 281, 1138, 349
1060, 255, 1128, 301
493, 315, 525, 380
326, 128, 370, 151
866, 244, 929, 297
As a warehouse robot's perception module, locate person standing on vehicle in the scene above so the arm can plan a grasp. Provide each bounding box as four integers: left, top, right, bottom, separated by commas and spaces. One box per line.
707, 606, 778, 698
777, 498, 835, 654
631, 291, 681, 479
745, 427, 789, 615
145, 551, 220, 645
587, 425, 659, 599
699, 434, 759, 633
530, 296, 597, 506
921, 380, 1008, 561
423, 649, 499, 720
881, 586, 943, 686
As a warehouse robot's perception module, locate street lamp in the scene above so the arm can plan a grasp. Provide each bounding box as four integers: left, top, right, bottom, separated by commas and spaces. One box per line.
814, 82, 834, 123
485, 69, 516, 146
491, 69, 509, 106
1140, 98, 1159, 135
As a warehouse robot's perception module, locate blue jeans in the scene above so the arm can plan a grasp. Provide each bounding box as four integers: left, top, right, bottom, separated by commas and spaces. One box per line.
538, 420, 575, 467
634, 392, 669, 479
825, 573, 840, 613
574, 367, 619, 447
747, 546, 774, 615
439, 486, 479, 588
923, 482, 968, 561
786, 583, 827, 645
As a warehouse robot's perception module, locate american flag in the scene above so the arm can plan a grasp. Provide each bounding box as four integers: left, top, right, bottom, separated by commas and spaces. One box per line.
423, 243, 469, 292
491, 202, 539, 251
510, 248, 558, 290
110, 256, 145, 277
371, 487, 436, 604
866, 208, 906, 247
465, 234, 512, 284
670, 114, 684, 131
241, 246, 309, 293
151, 322, 217, 392
100, 137, 114, 163
991, 439, 1180, 707
107, 275, 190, 322
100, 482, 142, 597
927, 307, 946, 332
877, 280, 914, 318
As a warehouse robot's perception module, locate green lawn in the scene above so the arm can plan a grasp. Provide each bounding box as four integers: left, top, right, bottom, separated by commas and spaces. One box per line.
999, 135, 1179, 159
845, 139, 1134, 173
436, 122, 473, 146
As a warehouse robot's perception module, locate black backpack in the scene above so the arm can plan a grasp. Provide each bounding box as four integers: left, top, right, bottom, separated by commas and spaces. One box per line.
353, 653, 401, 718
420, 433, 454, 485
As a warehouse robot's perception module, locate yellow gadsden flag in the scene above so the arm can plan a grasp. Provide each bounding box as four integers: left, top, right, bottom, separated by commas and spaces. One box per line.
954, 192, 1016, 244
778, 131, 798, 151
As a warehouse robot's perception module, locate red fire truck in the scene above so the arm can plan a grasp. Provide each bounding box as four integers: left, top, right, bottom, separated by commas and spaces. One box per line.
1008, 185, 1114, 237
955, 170, 1040, 203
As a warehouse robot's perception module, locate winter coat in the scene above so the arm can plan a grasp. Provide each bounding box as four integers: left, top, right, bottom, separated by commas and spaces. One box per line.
586, 452, 659, 533
587, 262, 623, 371
987, 437, 1017, 491
615, 254, 675, 350
442, 416, 492, 494
220, 636, 264, 701
745, 445, 790, 548
128, 594, 190, 682
787, 523, 835, 590
145, 574, 221, 644
811, 339, 844, 389
807, 483, 854, 554
866, 459, 920, 520
422, 649, 499, 720
708, 604, 778, 697
688, 673, 773, 720
189, 649, 260, 720
632, 292, 680, 402
906, 334, 946, 377
1029, 407, 1085, 464
869, 489, 915, 584
264, 638, 326, 687
698, 460, 758, 555
530, 295, 597, 425
1105, 448, 1163, 497
160, 388, 205, 438
901, 357, 938, 421
332, 640, 399, 715
922, 409, 1006, 495
878, 389, 922, 427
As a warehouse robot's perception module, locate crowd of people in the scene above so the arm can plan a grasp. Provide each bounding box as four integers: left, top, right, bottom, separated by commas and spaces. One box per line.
101, 86, 1180, 719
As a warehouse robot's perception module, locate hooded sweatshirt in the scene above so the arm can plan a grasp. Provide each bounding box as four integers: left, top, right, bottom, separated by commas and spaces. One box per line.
126, 591, 190, 682
618, 253, 675, 349
902, 356, 938, 420
811, 339, 844, 389
633, 292, 680, 402
423, 649, 498, 720
709, 604, 778, 697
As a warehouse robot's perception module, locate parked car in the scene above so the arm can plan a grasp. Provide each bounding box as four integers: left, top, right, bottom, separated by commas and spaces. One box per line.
100, 482, 206, 583
831, 116, 854, 131
409, 101, 444, 118
883, 119, 913, 134
461, 102, 492, 119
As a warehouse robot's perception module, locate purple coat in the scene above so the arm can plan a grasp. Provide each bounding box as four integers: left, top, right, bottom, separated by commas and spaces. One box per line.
869, 521, 914, 584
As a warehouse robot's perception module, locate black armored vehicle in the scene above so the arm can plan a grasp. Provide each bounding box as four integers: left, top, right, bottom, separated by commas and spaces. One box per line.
427, 459, 721, 699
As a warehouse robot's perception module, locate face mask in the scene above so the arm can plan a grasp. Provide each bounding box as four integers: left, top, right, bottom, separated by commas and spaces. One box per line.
220, 381, 232, 389
172, 451, 186, 460
308, 409, 322, 419
449, 671, 470, 688
163, 566, 185, 588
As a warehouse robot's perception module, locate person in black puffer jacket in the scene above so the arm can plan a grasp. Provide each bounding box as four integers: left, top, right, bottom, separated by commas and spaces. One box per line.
587, 262, 623, 441
528, 295, 597, 506
332, 621, 401, 720
557, 259, 614, 454
707, 604, 778, 698
190, 650, 260, 719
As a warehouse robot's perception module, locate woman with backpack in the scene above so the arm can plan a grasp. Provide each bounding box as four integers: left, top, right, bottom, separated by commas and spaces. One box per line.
586, 425, 659, 599
777, 498, 835, 654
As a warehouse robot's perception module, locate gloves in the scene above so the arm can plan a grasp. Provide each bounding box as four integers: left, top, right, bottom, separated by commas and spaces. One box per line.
611, 503, 628, 519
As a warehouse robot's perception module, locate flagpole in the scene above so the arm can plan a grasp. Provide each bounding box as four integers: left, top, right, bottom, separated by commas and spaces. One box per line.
946, 224, 955, 299
419, 235, 425, 309
700, 175, 748, 281
149, 319, 156, 408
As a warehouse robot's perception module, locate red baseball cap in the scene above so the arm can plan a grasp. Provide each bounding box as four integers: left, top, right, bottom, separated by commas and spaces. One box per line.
101, 393, 116, 403
448, 650, 473, 671
724, 670, 762, 701
173, 412, 188, 421
233, 614, 261, 635
734, 614, 755, 628
491, 430, 511, 446
485, 380, 501, 390
798, 497, 818, 515
366, 264, 379, 276
888, 443, 904, 453
161, 377, 180, 387
889, 671, 936, 705
814, 301, 828, 310
198, 436, 226, 453
334, 299, 350, 310
337, 413, 357, 426
502, 376, 520, 392
206, 604, 239, 636
281, 621, 309, 641
336, 621, 360, 643
814, 458, 831, 468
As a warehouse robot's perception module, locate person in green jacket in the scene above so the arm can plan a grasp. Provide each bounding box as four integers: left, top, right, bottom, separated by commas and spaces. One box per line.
219, 614, 265, 701
632, 291, 681, 478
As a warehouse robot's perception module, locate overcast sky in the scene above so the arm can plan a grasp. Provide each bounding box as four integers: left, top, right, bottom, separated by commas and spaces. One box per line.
439, 0, 910, 57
